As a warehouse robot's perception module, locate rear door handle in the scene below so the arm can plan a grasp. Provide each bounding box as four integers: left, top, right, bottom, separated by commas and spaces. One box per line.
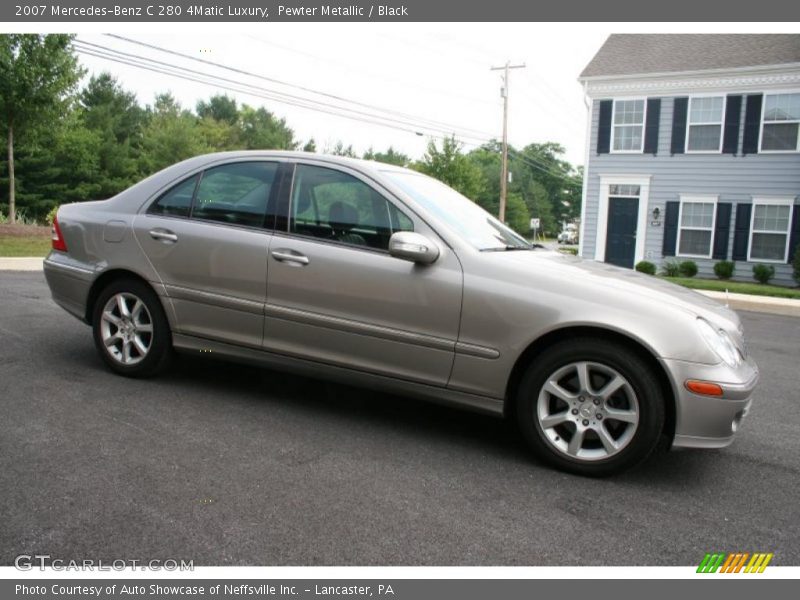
149, 229, 178, 243
271, 249, 309, 266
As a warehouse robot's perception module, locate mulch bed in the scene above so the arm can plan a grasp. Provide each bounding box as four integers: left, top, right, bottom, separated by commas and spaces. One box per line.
0, 224, 50, 237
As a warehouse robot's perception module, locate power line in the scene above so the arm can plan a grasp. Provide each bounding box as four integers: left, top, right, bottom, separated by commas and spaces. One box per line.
104, 34, 498, 140
74, 40, 580, 186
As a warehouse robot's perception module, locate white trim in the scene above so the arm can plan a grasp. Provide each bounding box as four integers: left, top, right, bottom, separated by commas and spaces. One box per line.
747, 196, 796, 263
610, 97, 647, 154
583, 65, 800, 98
578, 88, 592, 259
595, 175, 651, 265
685, 94, 726, 154
676, 195, 719, 259
579, 62, 800, 84
758, 89, 800, 154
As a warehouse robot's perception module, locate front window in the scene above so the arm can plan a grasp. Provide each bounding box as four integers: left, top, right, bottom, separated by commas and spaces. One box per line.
611, 99, 645, 152
383, 170, 530, 251
761, 92, 800, 152
749, 199, 794, 262
677, 197, 717, 258
686, 96, 724, 152
289, 164, 413, 251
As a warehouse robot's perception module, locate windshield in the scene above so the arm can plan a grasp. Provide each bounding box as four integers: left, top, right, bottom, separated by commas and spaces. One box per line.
383, 171, 531, 250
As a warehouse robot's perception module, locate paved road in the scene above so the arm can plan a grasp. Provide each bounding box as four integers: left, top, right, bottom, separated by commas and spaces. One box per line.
1, 272, 798, 566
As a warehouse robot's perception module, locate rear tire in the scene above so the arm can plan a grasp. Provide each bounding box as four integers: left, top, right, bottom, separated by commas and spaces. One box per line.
516, 337, 665, 476
92, 278, 172, 378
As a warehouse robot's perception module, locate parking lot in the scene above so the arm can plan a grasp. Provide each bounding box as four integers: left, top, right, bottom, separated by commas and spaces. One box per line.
1, 271, 798, 566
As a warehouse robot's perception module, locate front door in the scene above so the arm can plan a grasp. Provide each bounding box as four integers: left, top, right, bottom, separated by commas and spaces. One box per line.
605, 197, 639, 268
264, 162, 463, 387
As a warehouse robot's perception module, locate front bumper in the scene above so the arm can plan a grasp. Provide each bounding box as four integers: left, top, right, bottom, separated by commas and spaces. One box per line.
662, 356, 759, 449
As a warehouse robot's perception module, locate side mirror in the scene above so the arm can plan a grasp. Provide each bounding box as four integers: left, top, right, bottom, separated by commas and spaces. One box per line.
388, 231, 440, 265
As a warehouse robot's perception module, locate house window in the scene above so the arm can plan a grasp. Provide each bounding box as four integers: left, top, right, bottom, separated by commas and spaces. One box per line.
686, 96, 724, 152
749, 198, 795, 262
677, 196, 717, 258
761, 92, 800, 152
611, 99, 646, 152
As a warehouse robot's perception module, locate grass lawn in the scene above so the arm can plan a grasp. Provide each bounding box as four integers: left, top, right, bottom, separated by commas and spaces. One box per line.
663, 276, 800, 300
0, 224, 51, 257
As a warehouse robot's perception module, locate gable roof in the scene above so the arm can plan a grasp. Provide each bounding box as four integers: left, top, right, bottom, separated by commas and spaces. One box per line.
580, 34, 800, 78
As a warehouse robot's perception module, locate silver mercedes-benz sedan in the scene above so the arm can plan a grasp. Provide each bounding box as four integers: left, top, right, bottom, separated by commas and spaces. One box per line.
43, 151, 759, 476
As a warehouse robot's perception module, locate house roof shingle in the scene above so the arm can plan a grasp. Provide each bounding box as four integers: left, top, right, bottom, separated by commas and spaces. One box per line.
580, 34, 800, 78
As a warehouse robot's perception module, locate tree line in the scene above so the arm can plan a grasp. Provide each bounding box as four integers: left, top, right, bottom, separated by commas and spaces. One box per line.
0, 34, 582, 236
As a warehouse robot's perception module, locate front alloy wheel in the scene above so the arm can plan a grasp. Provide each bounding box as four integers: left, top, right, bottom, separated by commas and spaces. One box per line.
516, 338, 665, 476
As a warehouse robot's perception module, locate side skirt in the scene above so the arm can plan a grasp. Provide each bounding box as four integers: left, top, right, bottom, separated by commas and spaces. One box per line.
172, 333, 505, 417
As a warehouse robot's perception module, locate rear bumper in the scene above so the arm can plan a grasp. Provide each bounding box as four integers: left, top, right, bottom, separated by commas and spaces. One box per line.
662, 357, 759, 449
43, 253, 94, 323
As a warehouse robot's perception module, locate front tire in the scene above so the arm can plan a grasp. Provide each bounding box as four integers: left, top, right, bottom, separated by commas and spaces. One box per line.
92, 278, 172, 378
516, 337, 665, 476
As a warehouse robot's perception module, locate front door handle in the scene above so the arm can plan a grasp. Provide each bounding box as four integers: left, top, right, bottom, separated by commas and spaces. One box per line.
271, 249, 310, 266
149, 229, 178, 243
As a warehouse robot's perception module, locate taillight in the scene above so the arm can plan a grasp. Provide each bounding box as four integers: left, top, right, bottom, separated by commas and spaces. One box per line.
51, 215, 67, 252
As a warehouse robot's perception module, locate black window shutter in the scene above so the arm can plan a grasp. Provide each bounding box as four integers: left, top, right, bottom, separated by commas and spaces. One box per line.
644, 98, 661, 155
597, 100, 613, 154
788, 205, 800, 263
671, 97, 688, 155
712, 203, 732, 259
731, 203, 753, 260
722, 95, 742, 155
662, 201, 680, 256
742, 94, 763, 155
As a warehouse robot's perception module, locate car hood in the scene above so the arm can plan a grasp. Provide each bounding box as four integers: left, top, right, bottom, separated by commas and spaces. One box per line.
495, 250, 741, 331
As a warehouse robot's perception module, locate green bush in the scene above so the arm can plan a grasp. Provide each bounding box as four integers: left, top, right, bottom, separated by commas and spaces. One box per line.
558, 247, 578, 256
46, 205, 59, 226
713, 260, 735, 280
793, 245, 800, 286
752, 264, 775, 285
662, 260, 681, 277
678, 260, 698, 278
635, 260, 656, 275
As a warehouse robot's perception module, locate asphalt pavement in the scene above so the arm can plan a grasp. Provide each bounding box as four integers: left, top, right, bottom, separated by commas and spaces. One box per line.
1, 271, 798, 566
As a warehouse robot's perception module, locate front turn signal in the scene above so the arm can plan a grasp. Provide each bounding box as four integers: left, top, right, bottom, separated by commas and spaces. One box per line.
685, 380, 724, 397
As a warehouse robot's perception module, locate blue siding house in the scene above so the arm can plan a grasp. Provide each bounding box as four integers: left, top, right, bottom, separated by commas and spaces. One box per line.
578, 34, 800, 285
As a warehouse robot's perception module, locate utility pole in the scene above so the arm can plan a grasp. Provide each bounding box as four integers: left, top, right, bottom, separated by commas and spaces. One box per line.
490, 61, 526, 223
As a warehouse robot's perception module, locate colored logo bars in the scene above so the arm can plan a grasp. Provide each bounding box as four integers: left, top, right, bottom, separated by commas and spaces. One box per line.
697, 552, 773, 573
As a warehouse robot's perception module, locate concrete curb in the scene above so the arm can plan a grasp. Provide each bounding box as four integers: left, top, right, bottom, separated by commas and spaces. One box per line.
2, 256, 799, 317
0, 257, 44, 271
697, 289, 800, 318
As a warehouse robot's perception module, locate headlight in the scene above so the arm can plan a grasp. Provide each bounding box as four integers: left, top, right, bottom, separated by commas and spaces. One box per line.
697, 318, 741, 367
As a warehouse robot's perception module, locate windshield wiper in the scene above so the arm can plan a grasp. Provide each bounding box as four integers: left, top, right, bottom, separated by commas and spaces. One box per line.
480, 244, 535, 252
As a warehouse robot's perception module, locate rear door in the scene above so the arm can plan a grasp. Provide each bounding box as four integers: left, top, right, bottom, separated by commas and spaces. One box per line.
263, 162, 463, 387
133, 160, 285, 348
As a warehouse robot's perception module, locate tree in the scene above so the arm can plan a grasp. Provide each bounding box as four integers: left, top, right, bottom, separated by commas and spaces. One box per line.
363, 146, 409, 167
79, 73, 146, 197
0, 34, 82, 222
238, 104, 296, 150
302, 138, 317, 153
415, 136, 484, 201
196, 94, 238, 125
139, 93, 210, 174
328, 140, 357, 157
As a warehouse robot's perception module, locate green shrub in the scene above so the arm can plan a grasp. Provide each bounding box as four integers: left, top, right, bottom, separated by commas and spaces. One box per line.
752, 264, 775, 285
713, 260, 735, 280
635, 260, 656, 275
46, 205, 59, 226
662, 260, 681, 277
558, 246, 578, 256
793, 245, 800, 286
0, 210, 7, 225
678, 260, 698, 278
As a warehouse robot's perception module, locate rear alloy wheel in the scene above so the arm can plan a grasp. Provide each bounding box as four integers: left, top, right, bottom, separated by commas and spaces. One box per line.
92, 279, 172, 377
516, 338, 665, 476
